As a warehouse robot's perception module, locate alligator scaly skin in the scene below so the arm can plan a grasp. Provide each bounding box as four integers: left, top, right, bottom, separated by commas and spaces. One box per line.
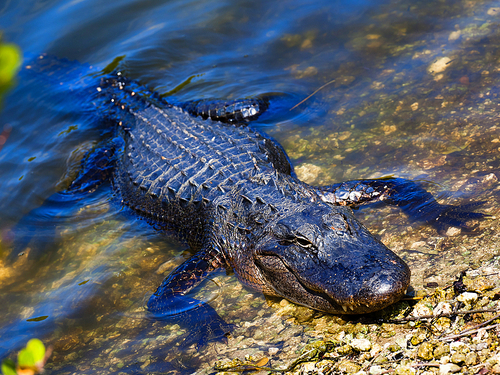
94, 74, 411, 317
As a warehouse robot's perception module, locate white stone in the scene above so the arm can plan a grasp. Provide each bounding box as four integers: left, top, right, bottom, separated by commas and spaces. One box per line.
395, 365, 415, 374
440, 355, 450, 364
369, 365, 383, 375
449, 341, 466, 353
476, 328, 488, 341
456, 292, 478, 304
295, 163, 323, 184
370, 343, 383, 357
487, 352, 500, 365
434, 302, 453, 316
268, 347, 279, 356
428, 57, 451, 74
487, 7, 500, 16
350, 338, 372, 351
445, 227, 461, 236
412, 301, 433, 317
476, 341, 488, 350
299, 362, 317, 373
448, 30, 461, 41
439, 363, 461, 374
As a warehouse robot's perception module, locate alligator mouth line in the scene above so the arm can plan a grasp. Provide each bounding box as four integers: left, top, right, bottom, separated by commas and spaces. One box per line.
290, 269, 377, 314
277, 254, 409, 314
261, 254, 379, 314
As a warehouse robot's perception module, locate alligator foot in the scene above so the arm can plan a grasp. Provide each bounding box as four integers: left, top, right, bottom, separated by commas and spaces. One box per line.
147, 246, 232, 348
421, 200, 486, 234
149, 297, 234, 349
178, 303, 234, 349
317, 177, 487, 233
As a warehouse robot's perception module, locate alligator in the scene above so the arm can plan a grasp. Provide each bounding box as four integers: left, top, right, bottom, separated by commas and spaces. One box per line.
14, 56, 484, 347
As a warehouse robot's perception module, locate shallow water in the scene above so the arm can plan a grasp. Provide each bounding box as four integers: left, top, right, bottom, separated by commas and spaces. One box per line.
0, 0, 499, 373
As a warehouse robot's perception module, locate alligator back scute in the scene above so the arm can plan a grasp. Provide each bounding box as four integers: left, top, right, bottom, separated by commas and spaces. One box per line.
113, 103, 280, 236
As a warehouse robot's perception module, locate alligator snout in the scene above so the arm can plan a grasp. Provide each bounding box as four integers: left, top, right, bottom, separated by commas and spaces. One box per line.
324, 260, 411, 314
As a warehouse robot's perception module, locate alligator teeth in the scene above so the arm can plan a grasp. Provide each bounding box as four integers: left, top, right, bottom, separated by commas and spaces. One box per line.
342, 305, 348, 312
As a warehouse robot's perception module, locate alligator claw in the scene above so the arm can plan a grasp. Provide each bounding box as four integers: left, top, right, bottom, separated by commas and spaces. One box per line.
178, 308, 235, 349
150, 300, 234, 349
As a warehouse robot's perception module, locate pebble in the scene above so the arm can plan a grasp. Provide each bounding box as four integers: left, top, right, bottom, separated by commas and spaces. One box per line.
369, 365, 383, 375
449, 341, 466, 352
487, 7, 500, 15
417, 342, 434, 360
395, 365, 415, 375
434, 343, 450, 359
428, 57, 451, 74
387, 343, 401, 352
456, 292, 478, 304
465, 352, 478, 365
338, 360, 361, 373
476, 342, 488, 351
448, 30, 461, 41
445, 227, 461, 236
351, 338, 372, 352
434, 302, 453, 316
412, 301, 433, 317
268, 347, 279, 356
295, 163, 322, 184
439, 363, 461, 374
451, 352, 466, 364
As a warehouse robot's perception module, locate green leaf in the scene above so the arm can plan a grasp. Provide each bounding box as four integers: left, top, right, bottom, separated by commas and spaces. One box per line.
0, 43, 21, 85
26, 339, 45, 363
1, 359, 17, 375
17, 348, 35, 368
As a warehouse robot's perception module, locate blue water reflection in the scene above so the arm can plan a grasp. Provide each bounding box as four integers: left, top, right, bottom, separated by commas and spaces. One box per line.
0, 0, 497, 372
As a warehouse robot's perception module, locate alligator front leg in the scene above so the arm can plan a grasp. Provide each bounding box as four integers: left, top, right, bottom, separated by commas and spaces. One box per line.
316, 177, 485, 233
147, 246, 233, 348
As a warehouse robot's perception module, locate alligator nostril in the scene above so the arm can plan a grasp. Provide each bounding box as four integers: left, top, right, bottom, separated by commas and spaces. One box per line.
364, 266, 411, 307
375, 276, 394, 295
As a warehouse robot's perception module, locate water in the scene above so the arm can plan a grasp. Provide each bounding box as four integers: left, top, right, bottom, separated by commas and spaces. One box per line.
1, 0, 499, 373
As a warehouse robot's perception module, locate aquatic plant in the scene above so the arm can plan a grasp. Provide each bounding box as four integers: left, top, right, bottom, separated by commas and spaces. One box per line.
0, 34, 21, 104
1, 339, 50, 375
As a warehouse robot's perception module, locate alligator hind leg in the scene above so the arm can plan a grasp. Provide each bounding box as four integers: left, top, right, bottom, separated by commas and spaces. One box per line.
65, 138, 119, 193
147, 246, 233, 348
316, 177, 486, 233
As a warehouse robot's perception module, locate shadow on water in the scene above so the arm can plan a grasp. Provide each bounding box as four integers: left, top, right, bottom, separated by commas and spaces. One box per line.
0, 0, 499, 373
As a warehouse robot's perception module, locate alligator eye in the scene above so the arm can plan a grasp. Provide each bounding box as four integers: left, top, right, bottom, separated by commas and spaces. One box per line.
295, 236, 314, 248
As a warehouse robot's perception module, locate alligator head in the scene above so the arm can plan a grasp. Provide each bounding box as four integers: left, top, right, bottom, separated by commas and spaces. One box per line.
249, 203, 410, 314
